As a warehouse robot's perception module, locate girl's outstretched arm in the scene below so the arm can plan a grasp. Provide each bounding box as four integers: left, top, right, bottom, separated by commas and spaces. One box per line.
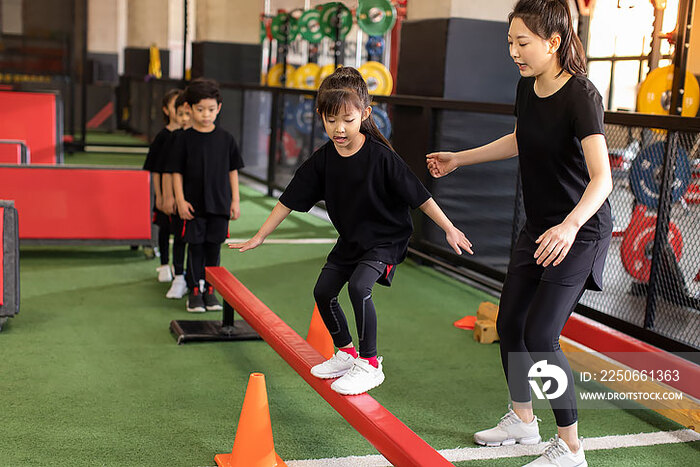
418, 198, 474, 255
228, 202, 292, 252
426, 129, 518, 178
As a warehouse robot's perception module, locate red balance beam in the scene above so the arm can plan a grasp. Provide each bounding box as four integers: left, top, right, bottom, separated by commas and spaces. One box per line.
206, 266, 454, 467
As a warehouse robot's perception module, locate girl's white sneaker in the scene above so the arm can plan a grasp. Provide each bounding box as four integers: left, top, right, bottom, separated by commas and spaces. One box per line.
310, 350, 356, 379
166, 275, 188, 299
157, 265, 173, 282
330, 357, 384, 395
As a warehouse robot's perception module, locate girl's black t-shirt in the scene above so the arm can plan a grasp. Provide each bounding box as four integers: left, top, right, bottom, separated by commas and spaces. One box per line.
279, 134, 431, 265
514, 75, 612, 240
143, 128, 172, 173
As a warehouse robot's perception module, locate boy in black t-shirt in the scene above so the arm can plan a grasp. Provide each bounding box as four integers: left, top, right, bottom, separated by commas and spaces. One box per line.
167, 79, 243, 312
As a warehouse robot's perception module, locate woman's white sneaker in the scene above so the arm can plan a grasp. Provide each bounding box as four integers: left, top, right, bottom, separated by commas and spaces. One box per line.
310, 350, 356, 379
330, 357, 385, 395
522, 436, 587, 467
474, 405, 541, 447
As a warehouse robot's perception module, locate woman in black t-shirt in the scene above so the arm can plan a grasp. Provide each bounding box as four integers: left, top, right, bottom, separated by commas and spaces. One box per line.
427, 1, 612, 465
231, 67, 473, 396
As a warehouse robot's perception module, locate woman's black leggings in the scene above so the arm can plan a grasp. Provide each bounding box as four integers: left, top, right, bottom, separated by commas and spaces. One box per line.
313, 262, 384, 358
497, 274, 586, 428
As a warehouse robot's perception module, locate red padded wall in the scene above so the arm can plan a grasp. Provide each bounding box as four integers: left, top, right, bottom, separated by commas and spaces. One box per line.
0, 166, 151, 240
0, 91, 57, 164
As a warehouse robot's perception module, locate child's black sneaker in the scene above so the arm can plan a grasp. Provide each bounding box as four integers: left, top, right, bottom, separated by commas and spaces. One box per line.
203, 286, 223, 311
186, 288, 206, 313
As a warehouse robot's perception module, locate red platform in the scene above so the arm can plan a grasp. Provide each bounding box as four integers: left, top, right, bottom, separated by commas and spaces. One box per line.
0, 91, 59, 164
0, 165, 151, 242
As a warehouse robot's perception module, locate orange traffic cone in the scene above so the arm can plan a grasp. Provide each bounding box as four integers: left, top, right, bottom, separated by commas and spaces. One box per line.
215, 373, 287, 467
306, 304, 335, 359
453, 315, 477, 330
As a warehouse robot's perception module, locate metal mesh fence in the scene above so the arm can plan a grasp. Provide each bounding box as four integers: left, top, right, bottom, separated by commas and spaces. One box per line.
579, 125, 700, 349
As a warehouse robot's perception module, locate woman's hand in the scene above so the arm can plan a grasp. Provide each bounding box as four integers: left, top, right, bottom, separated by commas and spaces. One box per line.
534, 221, 579, 267
445, 226, 474, 255
426, 151, 458, 178
228, 235, 263, 252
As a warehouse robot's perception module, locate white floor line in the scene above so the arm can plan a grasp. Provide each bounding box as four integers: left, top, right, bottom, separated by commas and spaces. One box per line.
283, 429, 700, 467
225, 238, 337, 244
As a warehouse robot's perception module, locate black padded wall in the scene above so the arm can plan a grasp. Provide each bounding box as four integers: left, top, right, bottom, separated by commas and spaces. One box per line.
395, 17, 521, 271
191, 42, 262, 84
124, 47, 170, 79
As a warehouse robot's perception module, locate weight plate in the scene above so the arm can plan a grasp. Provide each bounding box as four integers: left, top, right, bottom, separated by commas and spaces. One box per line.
621, 205, 683, 283
318, 63, 340, 85
629, 141, 691, 208
356, 0, 397, 36
278, 130, 302, 165
372, 106, 392, 139
358, 61, 393, 95
637, 64, 700, 117
266, 63, 296, 87
293, 99, 316, 135
290, 63, 322, 90
320, 2, 353, 40
299, 9, 324, 43
270, 12, 300, 42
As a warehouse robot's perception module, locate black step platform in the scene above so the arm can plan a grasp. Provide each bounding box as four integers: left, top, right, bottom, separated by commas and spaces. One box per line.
170, 302, 262, 344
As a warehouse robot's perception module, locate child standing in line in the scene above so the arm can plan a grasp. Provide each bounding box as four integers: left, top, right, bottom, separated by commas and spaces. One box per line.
143, 88, 182, 283
166, 79, 243, 313
427, 1, 612, 465
161, 94, 192, 299
230, 67, 473, 395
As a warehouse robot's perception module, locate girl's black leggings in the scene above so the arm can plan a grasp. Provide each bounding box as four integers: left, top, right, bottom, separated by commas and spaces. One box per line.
158, 225, 186, 275
313, 262, 384, 358
172, 235, 186, 275
158, 223, 170, 266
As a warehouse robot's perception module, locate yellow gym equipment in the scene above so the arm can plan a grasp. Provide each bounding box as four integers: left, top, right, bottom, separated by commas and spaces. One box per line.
290, 63, 322, 90
265, 63, 297, 87
637, 64, 700, 117
358, 61, 393, 96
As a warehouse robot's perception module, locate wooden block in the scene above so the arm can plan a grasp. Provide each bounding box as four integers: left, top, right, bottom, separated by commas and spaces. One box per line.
473, 319, 499, 344
477, 302, 499, 322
